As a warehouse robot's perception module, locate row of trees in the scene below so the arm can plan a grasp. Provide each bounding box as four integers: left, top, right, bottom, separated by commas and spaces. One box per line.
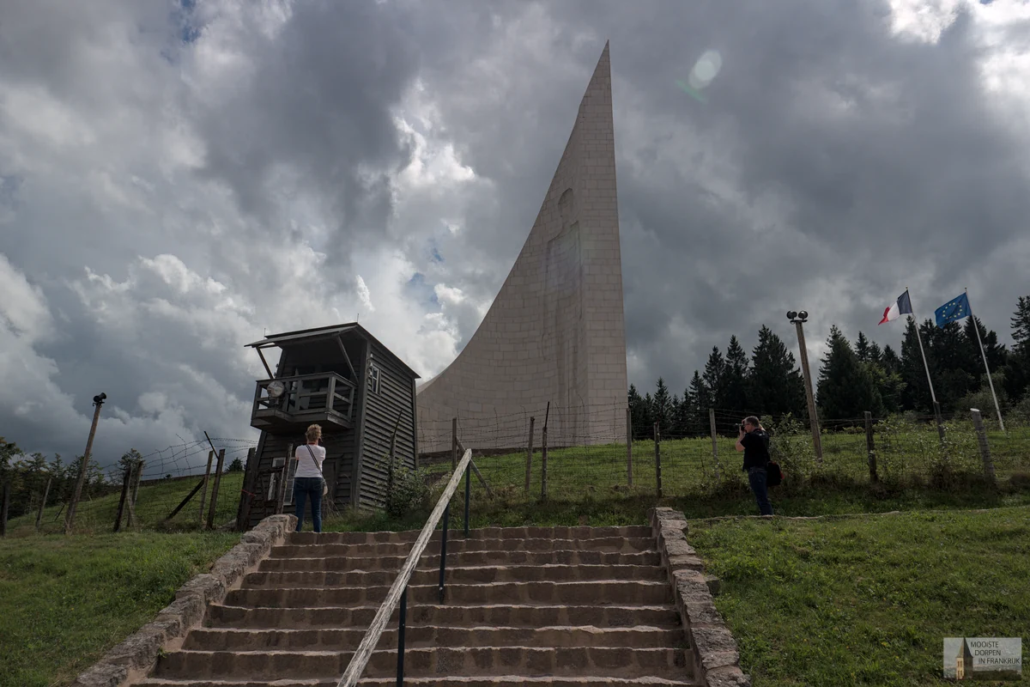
630, 294, 1030, 436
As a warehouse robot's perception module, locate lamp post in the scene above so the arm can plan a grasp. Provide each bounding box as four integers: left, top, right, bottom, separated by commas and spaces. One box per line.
65, 392, 106, 534
786, 312, 823, 465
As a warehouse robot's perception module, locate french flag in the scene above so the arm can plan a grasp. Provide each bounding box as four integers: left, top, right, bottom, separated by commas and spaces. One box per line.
879, 290, 913, 325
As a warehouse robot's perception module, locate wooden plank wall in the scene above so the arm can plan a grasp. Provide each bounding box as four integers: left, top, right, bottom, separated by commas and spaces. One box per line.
356, 341, 417, 510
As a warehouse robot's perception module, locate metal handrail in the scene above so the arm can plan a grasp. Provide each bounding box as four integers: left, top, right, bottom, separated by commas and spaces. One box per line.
337, 447, 475, 687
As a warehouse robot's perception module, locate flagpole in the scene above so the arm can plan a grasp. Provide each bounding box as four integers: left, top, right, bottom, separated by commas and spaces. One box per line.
965, 288, 1006, 432
907, 288, 946, 442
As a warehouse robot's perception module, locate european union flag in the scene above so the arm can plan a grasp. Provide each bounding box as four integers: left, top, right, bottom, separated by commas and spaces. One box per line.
935, 293, 971, 327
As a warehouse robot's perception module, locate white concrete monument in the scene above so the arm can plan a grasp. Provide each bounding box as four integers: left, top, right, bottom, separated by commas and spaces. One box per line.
417, 42, 627, 452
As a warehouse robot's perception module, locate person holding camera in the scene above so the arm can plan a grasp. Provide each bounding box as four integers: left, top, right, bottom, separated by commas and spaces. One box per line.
735, 416, 773, 516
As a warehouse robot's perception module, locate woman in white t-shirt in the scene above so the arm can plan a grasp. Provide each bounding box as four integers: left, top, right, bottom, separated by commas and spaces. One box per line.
293, 423, 326, 532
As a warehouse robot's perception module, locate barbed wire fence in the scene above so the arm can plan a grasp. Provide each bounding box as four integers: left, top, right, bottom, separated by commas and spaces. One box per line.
0, 436, 258, 537
416, 403, 1030, 508
3, 405, 1028, 537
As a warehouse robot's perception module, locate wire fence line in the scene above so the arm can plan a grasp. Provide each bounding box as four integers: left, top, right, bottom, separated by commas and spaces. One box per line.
417, 404, 1030, 505
2, 404, 1028, 537
0, 437, 257, 537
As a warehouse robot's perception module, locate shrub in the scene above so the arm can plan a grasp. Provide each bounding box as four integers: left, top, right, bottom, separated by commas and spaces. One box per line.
385, 461, 432, 518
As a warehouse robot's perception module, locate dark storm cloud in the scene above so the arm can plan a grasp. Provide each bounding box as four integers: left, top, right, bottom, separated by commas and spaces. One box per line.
3, 0, 1029, 465
188, 1, 422, 272
400, 0, 1030, 390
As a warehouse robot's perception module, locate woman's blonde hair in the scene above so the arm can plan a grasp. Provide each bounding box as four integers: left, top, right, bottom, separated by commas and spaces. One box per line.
305, 424, 322, 442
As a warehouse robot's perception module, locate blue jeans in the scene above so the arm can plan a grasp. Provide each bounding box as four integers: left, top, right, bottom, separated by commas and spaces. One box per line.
293, 477, 323, 532
748, 467, 773, 516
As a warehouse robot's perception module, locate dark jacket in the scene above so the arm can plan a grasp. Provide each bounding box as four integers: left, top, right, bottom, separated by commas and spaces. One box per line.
741, 429, 771, 470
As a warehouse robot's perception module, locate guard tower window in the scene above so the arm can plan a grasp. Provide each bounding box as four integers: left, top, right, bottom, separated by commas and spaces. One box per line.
368, 364, 381, 395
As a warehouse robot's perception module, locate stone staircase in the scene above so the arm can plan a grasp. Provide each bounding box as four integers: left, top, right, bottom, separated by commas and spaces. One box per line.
139, 525, 700, 686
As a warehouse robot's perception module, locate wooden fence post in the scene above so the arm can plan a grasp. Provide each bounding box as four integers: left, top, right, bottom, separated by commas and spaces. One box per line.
126, 461, 143, 528
864, 412, 878, 483
0, 480, 9, 537
36, 477, 52, 533
206, 449, 226, 530
198, 451, 214, 527
541, 404, 550, 502
524, 417, 535, 495
236, 447, 256, 531
276, 445, 293, 515
654, 422, 663, 498
970, 409, 996, 486
113, 467, 132, 533
709, 408, 721, 482
626, 406, 633, 488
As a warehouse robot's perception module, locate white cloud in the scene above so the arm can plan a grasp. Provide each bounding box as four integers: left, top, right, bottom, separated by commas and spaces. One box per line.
356, 275, 375, 312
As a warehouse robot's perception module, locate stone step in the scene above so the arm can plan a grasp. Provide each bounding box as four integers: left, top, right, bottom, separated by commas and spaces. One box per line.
287, 525, 654, 545
271, 536, 656, 558
154, 646, 691, 681
183, 625, 685, 652
259, 549, 662, 572
139, 676, 699, 686
206, 603, 682, 630
224, 580, 673, 608
243, 564, 665, 588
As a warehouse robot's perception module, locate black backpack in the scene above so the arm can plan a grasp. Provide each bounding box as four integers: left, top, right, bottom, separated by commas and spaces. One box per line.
761, 430, 783, 487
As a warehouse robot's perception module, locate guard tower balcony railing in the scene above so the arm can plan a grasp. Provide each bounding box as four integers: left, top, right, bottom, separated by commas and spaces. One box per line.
251, 372, 356, 433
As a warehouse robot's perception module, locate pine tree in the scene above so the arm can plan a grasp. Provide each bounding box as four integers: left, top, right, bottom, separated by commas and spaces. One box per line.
1004, 295, 1030, 401
643, 392, 655, 432
855, 332, 871, 362
929, 321, 974, 409
900, 317, 933, 412
868, 341, 882, 364
962, 316, 1007, 386
748, 325, 806, 417
652, 378, 673, 436
817, 325, 884, 419
688, 371, 708, 433
702, 347, 725, 410
719, 336, 751, 414
670, 394, 682, 436
628, 384, 648, 437
1011, 295, 1030, 350
881, 344, 900, 376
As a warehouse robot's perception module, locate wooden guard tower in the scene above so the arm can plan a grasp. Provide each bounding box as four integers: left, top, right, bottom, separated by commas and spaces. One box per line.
243, 323, 419, 524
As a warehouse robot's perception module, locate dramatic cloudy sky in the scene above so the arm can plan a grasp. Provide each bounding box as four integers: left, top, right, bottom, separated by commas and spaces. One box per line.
2, 0, 1029, 468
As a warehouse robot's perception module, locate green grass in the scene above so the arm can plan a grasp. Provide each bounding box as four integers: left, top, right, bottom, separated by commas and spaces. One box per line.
0, 532, 238, 687
688, 507, 1030, 686
4, 472, 245, 537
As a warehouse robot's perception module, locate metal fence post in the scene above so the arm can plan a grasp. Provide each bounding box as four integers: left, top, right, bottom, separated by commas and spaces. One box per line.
524, 417, 535, 495
438, 504, 450, 603
396, 586, 407, 686
654, 422, 662, 499
970, 409, 996, 486
463, 463, 471, 538
864, 412, 878, 483
626, 406, 633, 487
709, 408, 721, 482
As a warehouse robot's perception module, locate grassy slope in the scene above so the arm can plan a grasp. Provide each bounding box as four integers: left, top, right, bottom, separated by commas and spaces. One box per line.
4, 472, 245, 537
689, 508, 1030, 686
0, 532, 238, 687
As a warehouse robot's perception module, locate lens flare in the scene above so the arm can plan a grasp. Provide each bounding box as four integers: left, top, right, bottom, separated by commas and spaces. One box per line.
677, 49, 723, 103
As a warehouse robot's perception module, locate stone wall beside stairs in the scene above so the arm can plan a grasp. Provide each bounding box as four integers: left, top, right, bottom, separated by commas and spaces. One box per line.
650, 507, 751, 687
71, 514, 297, 687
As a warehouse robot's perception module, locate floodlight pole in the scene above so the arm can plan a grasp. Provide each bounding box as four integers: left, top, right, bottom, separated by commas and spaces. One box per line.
789, 314, 823, 465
